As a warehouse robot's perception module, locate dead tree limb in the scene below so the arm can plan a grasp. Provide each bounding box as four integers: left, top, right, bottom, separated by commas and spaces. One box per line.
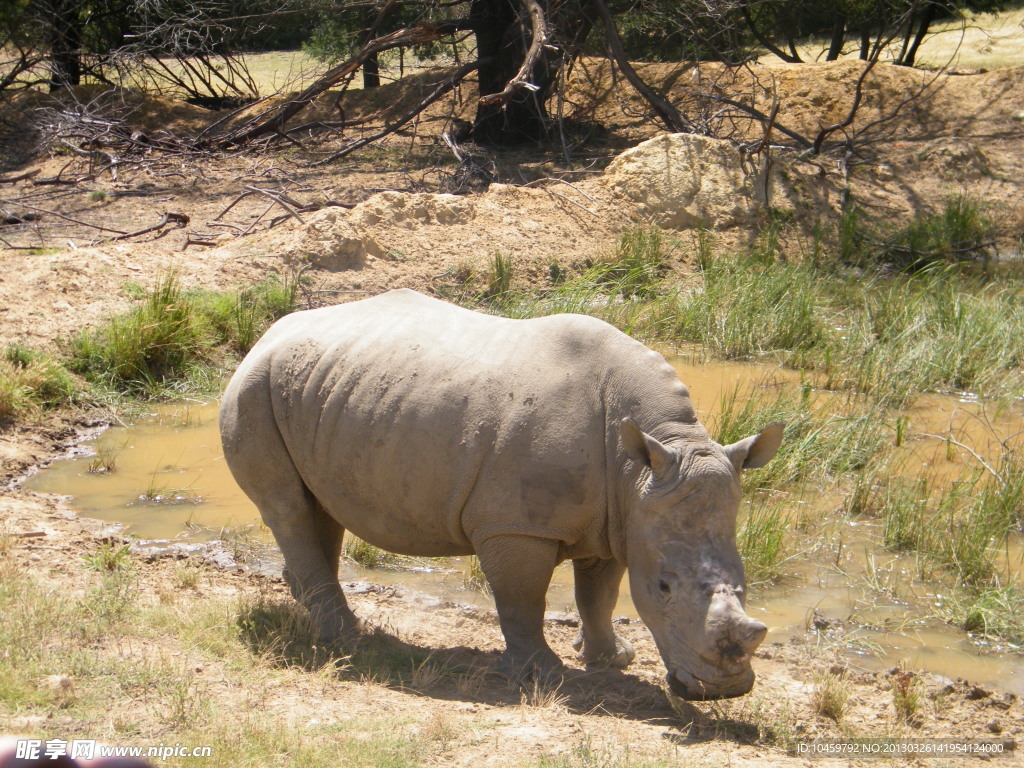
213, 22, 472, 148
811, 56, 879, 154
811, 10, 917, 155
592, 0, 692, 134
478, 0, 549, 106
0, 170, 41, 184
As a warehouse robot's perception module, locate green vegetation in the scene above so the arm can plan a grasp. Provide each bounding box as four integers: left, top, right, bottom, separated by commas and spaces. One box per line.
0, 344, 79, 419
481, 209, 1022, 410
343, 534, 400, 569
463, 555, 491, 595
2, 273, 299, 418
811, 669, 851, 722
737, 498, 790, 585
69, 273, 298, 395
891, 669, 923, 723
0, 551, 459, 766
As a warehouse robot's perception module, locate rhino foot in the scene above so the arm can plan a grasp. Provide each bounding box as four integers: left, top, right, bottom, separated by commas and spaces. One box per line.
572, 630, 635, 669
495, 647, 565, 684
308, 605, 362, 645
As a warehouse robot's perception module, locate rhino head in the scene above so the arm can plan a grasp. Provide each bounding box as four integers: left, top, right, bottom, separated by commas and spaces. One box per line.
620, 417, 784, 700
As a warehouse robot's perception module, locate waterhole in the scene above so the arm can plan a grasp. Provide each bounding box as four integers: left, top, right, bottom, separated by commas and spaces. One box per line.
26, 357, 1024, 694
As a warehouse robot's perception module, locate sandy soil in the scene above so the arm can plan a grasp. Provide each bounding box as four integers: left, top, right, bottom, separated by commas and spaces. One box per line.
2, 58, 1024, 765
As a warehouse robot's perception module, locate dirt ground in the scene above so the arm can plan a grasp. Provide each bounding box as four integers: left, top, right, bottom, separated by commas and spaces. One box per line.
2, 57, 1024, 765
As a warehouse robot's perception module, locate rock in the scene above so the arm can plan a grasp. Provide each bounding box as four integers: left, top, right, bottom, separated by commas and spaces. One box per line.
987, 719, 1002, 734
544, 611, 579, 627
40, 674, 76, 706
603, 133, 759, 229
969, 685, 993, 700
1012, 110, 1024, 121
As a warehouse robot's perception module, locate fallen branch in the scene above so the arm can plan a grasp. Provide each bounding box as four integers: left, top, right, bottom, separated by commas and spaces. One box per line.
0, 170, 40, 184
213, 21, 472, 148
0, 198, 127, 235
593, 0, 692, 134
111, 212, 189, 241
920, 432, 1005, 486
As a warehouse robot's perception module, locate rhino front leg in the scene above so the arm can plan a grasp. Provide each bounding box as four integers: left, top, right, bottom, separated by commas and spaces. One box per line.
474, 535, 563, 680
571, 556, 635, 668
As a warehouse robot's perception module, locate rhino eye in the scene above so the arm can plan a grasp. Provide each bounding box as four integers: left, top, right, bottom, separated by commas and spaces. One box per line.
658, 579, 672, 596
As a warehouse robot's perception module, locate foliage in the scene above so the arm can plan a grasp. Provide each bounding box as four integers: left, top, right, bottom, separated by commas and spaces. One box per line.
737, 498, 790, 584
343, 535, 399, 569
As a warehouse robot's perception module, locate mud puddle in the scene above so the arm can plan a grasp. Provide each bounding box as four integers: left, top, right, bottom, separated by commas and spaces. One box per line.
24, 358, 1024, 694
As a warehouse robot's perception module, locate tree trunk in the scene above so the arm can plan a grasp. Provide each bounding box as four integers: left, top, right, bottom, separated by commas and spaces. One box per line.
468, 0, 554, 145
859, 28, 871, 60
902, 2, 937, 68
826, 14, 846, 61
47, 0, 82, 91
360, 7, 381, 88
363, 54, 381, 88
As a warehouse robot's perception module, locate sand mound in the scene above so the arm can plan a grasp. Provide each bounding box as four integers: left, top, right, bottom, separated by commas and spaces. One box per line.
602, 134, 759, 229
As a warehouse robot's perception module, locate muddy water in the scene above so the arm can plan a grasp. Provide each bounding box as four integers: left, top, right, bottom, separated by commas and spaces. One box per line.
25, 358, 1024, 694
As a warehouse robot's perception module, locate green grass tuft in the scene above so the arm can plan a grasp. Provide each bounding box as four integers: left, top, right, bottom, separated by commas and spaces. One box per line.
0, 345, 79, 418
67, 273, 299, 397
343, 535, 399, 569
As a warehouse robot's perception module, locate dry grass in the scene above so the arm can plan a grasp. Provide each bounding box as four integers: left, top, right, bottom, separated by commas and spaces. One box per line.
782, 8, 1024, 70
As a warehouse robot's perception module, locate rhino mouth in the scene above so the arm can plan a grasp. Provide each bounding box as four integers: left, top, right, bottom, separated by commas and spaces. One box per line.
667, 665, 756, 701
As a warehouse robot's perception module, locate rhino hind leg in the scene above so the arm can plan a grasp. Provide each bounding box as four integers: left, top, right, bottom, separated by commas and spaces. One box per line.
571, 557, 635, 669
222, 399, 356, 641
269, 494, 359, 642
473, 535, 564, 680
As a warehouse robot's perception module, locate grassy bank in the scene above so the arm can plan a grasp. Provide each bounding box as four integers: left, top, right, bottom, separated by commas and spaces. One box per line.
0, 273, 298, 419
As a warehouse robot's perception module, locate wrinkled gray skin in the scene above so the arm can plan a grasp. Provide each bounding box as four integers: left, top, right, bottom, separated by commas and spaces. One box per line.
220, 289, 783, 699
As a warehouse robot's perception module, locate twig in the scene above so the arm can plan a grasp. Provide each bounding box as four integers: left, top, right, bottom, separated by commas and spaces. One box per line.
919, 432, 1005, 486
543, 188, 599, 217
317, 62, 479, 165
242, 186, 307, 224
0, 198, 127, 235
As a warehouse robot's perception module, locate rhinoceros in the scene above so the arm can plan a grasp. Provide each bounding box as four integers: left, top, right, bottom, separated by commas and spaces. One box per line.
220, 288, 783, 699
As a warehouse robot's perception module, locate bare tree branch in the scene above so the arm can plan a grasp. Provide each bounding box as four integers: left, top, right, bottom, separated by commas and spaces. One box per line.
592, 0, 692, 134
212, 21, 473, 148
317, 61, 480, 164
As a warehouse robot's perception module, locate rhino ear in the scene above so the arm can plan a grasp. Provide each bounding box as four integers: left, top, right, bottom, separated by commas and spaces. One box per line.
621, 417, 677, 481
722, 422, 785, 472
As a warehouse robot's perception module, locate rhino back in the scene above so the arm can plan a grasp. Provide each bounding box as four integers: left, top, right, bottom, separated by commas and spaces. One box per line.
228, 290, 696, 558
